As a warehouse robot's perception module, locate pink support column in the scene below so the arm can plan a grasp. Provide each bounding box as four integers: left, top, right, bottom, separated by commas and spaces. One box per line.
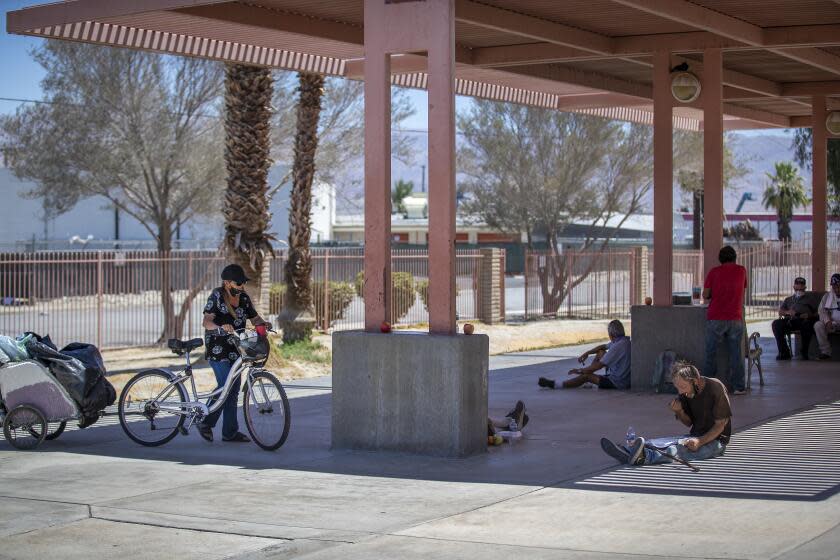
702, 49, 724, 276
653, 51, 673, 306
426, 0, 457, 334
363, 3, 392, 331
812, 95, 828, 292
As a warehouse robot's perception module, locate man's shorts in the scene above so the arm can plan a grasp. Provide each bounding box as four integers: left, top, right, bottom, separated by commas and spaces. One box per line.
598, 376, 617, 390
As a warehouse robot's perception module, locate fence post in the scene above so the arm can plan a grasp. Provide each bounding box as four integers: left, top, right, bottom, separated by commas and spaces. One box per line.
96, 251, 103, 349
323, 249, 331, 331
524, 252, 529, 319
499, 250, 506, 323
187, 252, 194, 339
478, 248, 503, 324
631, 246, 648, 306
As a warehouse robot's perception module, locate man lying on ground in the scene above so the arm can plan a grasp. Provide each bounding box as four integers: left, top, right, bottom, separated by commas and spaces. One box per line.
538, 319, 631, 390
600, 361, 731, 466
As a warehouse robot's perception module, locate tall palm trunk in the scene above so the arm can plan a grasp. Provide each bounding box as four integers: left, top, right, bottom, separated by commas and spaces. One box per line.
223, 64, 274, 314
279, 72, 324, 343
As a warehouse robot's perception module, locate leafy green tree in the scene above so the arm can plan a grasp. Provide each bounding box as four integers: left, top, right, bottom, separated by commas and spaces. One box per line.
392, 180, 414, 214
792, 130, 840, 213
674, 131, 749, 249
763, 162, 809, 243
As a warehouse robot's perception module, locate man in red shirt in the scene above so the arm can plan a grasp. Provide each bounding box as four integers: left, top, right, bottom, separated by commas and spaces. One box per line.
702, 245, 748, 394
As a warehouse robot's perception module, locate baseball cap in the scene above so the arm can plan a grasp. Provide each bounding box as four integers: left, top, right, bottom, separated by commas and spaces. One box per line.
794, 277, 807, 285
831, 273, 840, 286
221, 264, 249, 284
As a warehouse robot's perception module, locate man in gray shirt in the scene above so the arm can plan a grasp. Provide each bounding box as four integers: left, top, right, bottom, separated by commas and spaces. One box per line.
538, 320, 631, 390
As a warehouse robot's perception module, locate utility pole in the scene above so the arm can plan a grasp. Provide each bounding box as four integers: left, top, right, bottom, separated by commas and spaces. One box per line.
420, 164, 426, 193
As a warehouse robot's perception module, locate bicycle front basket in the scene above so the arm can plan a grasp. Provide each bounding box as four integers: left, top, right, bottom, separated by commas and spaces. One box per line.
238, 332, 269, 362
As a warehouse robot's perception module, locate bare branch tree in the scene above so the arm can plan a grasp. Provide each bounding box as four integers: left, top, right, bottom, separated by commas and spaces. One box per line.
458, 100, 654, 314
0, 40, 225, 341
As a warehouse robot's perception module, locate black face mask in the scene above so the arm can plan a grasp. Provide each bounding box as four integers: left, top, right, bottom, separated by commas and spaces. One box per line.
229, 287, 243, 296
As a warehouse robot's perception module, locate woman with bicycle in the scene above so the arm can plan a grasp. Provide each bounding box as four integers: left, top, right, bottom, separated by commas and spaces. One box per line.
198, 264, 270, 443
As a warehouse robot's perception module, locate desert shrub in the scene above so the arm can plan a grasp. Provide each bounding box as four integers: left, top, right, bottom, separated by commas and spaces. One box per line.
269, 281, 355, 328
354, 271, 416, 321
415, 279, 460, 311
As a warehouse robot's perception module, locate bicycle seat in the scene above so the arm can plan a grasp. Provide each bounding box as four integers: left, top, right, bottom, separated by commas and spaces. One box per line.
167, 338, 204, 355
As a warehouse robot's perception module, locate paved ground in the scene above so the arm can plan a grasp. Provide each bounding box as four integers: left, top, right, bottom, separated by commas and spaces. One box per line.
2, 326, 839, 559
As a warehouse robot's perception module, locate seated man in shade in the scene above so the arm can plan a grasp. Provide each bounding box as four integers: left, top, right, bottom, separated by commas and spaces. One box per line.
538, 319, 631, 390
600, 361, 731, 466
771, 276, 820, 360
814, 273, 840, 360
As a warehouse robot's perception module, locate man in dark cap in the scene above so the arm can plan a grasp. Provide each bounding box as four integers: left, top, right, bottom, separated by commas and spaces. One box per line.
771, 277, 820, 360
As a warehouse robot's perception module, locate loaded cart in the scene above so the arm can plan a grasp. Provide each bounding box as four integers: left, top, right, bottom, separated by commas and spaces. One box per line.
0, 334, 116, 450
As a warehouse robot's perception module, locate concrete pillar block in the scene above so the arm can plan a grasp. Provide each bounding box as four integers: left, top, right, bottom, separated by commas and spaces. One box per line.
332, 331, 488, 457
630, 305, 744, 392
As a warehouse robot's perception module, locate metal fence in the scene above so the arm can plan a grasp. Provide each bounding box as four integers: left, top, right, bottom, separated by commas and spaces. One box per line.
523, 239, 840, 322
523, 249, 638, 320
0, 248, 493, 349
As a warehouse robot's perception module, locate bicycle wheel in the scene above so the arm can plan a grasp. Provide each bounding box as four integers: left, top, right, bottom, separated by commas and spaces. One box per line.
243, 370, 290, 451
4, 405, 47, 450
29, 421, 67, 441
118, 369, 187, 447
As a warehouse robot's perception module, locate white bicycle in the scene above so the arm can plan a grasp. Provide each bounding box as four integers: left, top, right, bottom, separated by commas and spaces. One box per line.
117, 329, 290, 451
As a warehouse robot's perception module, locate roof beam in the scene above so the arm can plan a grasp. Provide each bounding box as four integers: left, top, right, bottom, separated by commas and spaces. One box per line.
610, 0, 765, 44
781, 81, 840, 96
612, 0, 840, 77
472, 42, 613, 68
454, 0, 613, 55
176, 4, 364, 46
6, 0, 227, 33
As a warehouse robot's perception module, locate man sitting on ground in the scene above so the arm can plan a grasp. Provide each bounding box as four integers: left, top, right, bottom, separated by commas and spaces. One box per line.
814, 273, 840, 360
600, 361, 731, 466
771, 276, 819, 360
538, 319, 631, 390
488, 400, 528, 444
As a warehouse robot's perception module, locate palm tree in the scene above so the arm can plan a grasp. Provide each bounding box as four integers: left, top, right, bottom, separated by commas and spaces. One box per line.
279, 72, 325, 343
223, 64, 275, 313
392, 179, 414, 214
763, 162, 809, 244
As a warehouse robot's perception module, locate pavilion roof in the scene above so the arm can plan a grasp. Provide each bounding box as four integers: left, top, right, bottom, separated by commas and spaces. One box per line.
7, 0, 840, 130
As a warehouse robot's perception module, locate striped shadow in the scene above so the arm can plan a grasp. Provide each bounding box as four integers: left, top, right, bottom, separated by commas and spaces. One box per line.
572, 401, 840, 501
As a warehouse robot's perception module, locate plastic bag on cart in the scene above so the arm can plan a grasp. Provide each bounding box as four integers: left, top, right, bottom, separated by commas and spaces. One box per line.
0, 335, 29, 364
24, 338, 89, 404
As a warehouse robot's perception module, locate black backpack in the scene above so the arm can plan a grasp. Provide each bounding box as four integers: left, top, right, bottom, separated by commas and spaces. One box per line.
652, 350, 678, 394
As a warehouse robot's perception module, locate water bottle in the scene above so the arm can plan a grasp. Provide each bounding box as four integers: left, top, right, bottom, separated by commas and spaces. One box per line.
625, 426, 636, 447
508, 418, 519, 432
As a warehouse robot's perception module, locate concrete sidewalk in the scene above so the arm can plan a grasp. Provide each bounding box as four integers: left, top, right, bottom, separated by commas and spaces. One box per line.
2, 332, 839, 559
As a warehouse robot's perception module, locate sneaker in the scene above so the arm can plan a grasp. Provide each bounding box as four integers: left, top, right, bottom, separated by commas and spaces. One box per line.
504, 400, 526, 429
731, 389, 747, 395
600, 438, 631, 464
521, 413, 530, 429
818, 354, 831, 361
538, 377, 556, 389
627, 437, 646, 465
197, 423, 213, 442
222, 432, 251, 443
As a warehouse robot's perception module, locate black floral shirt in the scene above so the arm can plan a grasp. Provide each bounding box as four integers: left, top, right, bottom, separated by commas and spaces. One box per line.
203, 287, 258, 362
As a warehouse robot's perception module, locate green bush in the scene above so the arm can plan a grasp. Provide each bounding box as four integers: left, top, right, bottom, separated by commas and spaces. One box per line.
415, 279, 459, 311
269, 281, 355, 328
354, 271, 416, 322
